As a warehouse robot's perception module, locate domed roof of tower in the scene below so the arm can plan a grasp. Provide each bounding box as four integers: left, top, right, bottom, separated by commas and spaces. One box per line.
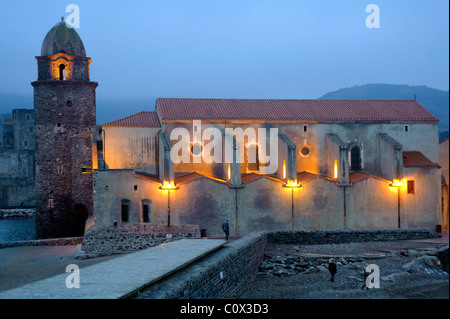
40, 17, 86, 57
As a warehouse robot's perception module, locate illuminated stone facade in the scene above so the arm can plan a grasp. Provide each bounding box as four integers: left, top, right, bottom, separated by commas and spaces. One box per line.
33, 21, 97, 239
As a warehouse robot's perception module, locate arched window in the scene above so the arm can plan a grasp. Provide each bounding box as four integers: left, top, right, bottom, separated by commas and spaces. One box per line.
350, 146, 362, 171
59, 64, 65, 80
120, 199, 130, 223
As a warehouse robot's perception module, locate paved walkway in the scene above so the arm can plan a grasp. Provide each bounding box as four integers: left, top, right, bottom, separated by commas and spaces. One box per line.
0, 239, 225, 299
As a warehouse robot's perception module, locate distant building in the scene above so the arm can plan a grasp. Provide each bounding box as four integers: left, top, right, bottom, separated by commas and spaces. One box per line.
0, 109, 35, 207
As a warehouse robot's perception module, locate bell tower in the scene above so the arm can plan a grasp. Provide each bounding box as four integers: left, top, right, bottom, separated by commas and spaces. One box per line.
32, 18, 98, 238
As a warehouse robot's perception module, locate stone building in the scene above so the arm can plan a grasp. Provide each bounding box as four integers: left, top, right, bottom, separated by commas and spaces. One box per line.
32, 19, 444, 239
92, 99, 443, 236
0, 109, 35, 207
33, 19, 97, 238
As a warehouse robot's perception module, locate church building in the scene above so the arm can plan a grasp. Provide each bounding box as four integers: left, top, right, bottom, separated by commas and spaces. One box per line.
33, 20, 443, 239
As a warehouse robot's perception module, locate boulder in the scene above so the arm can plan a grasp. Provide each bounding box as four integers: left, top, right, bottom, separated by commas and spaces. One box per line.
437, 245, 449, 273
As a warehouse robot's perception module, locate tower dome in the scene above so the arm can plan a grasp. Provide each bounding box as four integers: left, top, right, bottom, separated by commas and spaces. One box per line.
40, 18, 86, 57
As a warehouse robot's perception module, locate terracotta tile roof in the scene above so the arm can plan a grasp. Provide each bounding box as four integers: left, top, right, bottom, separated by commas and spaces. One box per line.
402, 151, 441, 168
135, 172, 161, 184
349, 172, 372, 183
297, 171, 319, 183
349, 172, 392, 183
103, 111, 161, 127
241, 173, 264, 184
156, 98, 438, 123
174, 172, 204, 185
135, 172, 229, 186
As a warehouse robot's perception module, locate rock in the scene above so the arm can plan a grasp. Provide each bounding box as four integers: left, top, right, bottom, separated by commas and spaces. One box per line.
437, 245, 449, 273
407, 249, 419, 257
423, 256, 436, 267
259, 262, 274, 270
309, 267, 320, 273
348, 275, 364, 282
298, 262, 310, 268
273, 269, 294, 277
317, 265, 328, 272
381, 275, 395, 282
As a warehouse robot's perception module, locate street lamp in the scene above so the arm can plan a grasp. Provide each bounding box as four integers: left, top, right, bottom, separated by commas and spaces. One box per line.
283, 181, 302, 230
389, 179, 403, 229
159, 181, 179, 227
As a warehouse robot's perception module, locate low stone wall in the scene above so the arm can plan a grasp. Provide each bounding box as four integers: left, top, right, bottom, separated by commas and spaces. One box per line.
0, 236, 83, 249
81, 224, 201, 255
136, 231, 267, 299
0, 208, 35, 219
267, 229, 440, 245
135, 228, 441, 299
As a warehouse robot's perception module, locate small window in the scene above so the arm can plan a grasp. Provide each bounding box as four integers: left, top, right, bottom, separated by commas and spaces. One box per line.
26, 114, 32, 121
57, 164, 63, 174
405, 126, 408, 132
134, 185, 138, 191
29, 127, 33, 133
300, 145, 311, 157
407, 180, 415, 194
247, 145, 259, 171
57, 123, 62, 127
142, 200, 152, 223
190, 143, 203, 156
303, 126, 307, 132
121, 200, 130, 223
67, 100, 73, 107
23, 140, 29, 147
47, 199, 54, 208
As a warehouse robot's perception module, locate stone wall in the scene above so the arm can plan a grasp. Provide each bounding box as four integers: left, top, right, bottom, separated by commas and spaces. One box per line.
81, 224, 200, 255
0, 208, 35, 219
0, 236, 82, 249
135, 231, 267, 299
135, 228, 440, 299
266, 228, 440, 245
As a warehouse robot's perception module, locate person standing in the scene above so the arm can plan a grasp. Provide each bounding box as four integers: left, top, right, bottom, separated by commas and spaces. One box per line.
222, 219, 230, 241
328, 260, 337, 282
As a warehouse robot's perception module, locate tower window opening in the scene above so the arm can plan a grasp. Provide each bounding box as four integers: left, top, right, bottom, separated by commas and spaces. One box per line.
59, 64, 66, 80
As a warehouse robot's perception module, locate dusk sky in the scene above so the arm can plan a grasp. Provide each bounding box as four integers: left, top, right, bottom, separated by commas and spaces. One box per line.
0, 0, 448, 124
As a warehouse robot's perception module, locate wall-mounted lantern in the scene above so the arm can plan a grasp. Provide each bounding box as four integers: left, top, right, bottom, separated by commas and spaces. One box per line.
159, 181, 180, 227
283, 180, 302, 230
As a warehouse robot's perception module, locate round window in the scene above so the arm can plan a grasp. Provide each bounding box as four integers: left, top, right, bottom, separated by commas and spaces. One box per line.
300, 145, 311, 157
190, 144, 203, 156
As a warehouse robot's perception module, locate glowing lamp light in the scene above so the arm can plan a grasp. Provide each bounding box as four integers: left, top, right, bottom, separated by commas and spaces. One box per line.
282, 160, 286, 180
283, 180, 302, 189
389, 179, 403, 187
334, 159, 338, 179
228, 163, 231, 181
159, 181, 179, 191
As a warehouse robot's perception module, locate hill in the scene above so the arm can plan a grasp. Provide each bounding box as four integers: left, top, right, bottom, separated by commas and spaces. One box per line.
319, 84, 449, 133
